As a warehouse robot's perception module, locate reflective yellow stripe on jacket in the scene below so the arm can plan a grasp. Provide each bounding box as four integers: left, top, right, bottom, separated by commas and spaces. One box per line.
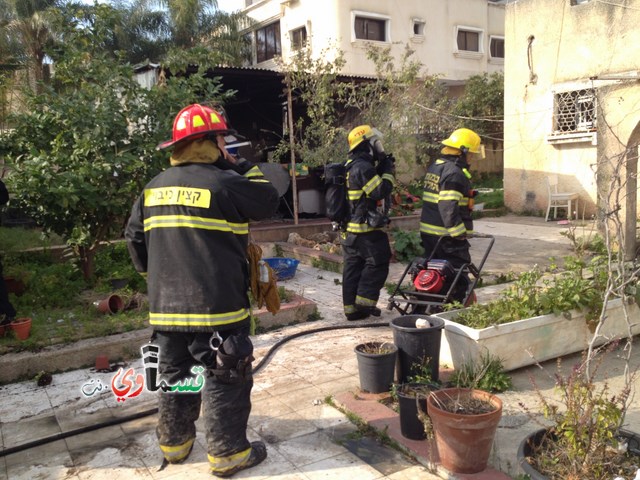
244, 165, 269, 183
143, 215, 249, 235
419, 221, 469, 237
346, 222, 377, 234
149, 308, 250, 328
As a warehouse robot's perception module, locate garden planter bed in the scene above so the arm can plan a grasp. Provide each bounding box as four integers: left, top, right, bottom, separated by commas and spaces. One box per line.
435, 298, 640, 371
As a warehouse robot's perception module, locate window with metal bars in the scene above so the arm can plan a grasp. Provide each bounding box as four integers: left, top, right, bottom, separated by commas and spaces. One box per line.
553, 89, 596, 134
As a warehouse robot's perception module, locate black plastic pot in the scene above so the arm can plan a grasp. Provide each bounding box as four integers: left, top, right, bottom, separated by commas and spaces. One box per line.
354, 342, 397, 394
517, 428, 550, 480
390, 315, 444, 383
397, 383, 434, 440
517, 428, 640, 480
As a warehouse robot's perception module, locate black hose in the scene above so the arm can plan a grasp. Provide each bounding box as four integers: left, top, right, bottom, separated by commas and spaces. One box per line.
0, 320, 390, 457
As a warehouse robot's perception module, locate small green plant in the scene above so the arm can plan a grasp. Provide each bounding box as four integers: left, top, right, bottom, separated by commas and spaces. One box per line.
277, 286, 292, 303
449, 352, 512, 393
306, 308, 322, 322
384, 281, 396, 295
407, 357, 436, 385
454, 254, 607, 329
391, 229, 422, 263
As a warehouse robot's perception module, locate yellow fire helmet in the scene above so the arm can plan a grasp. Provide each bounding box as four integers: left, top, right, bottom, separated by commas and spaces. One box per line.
441, 128, 482, 154
347, 125, 383, 152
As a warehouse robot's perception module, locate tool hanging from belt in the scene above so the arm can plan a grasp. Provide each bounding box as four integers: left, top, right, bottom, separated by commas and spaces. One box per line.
208, 332, 254, 384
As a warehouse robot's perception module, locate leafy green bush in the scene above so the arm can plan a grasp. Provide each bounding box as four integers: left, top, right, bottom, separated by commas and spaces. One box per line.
391, 229, 423, 263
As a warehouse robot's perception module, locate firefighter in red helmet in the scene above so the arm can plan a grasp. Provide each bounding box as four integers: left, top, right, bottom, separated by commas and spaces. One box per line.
126, 104, 279, 477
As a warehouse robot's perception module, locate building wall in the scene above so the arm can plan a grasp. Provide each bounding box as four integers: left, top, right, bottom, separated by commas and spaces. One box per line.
503, 0, 640, 218
244, 0, 505, 83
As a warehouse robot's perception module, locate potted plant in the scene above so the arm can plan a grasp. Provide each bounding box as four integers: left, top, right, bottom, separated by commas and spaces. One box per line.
396, 381, 437, 440
354, 341, 397, 394
426, 386, 503, 474
10, 317, 32, 340
435, 255, 640, 371
517, 348, 640, 479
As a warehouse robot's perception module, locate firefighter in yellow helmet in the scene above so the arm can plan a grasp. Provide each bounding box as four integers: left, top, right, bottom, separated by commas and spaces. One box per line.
419, 128, 483, 303
125, 104, 279, 477
342, 125, 395, 320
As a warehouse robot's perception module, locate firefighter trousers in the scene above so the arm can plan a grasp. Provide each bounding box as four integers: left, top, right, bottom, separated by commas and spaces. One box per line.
421, 234, 471, 269
342, 230, 391, 314
153, 327, 254, 468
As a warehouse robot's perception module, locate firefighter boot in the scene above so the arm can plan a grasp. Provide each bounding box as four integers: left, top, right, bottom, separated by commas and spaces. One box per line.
210, 441, 267, 478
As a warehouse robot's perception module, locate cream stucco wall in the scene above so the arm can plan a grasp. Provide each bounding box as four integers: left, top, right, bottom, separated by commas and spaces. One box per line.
503, 0, 640, 218
244, 0, 504, 82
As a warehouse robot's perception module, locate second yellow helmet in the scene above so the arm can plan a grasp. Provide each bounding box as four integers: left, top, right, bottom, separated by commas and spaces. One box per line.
441, 128, 482, 153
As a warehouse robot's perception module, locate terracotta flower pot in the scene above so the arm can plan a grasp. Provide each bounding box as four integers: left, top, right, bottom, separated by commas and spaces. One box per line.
11, 317, 32, 341
426, 387, 503, 474
97, 294, 124, 314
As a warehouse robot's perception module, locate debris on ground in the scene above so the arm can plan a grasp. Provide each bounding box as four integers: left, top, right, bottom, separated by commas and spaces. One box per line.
287, 232, 342, 255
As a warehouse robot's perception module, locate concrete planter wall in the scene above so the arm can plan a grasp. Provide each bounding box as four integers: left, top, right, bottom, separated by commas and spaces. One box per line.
435, 298, 640, 371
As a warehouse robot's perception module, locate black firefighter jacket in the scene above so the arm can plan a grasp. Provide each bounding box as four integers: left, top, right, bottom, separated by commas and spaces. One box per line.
125, 162, 279, 332
345, 153, 395, 234
420, 155, 473, 238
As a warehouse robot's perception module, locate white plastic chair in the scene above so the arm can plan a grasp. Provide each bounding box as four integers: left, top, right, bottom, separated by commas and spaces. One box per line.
545, 174, 579, 221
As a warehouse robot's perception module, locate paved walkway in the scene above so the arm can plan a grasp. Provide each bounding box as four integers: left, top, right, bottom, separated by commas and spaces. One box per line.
1, 216, 637, 480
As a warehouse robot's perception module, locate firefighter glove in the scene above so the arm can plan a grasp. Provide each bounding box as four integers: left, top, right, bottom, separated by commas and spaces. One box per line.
377, 154, 396, 176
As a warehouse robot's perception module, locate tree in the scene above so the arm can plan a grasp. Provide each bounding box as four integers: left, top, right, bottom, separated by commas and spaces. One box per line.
154, 0, 252, 66
346, 43, 455, 168
0, 5, 233, 281
276, 45, 350, 168
451, 72, 504, 150
0, 0, 64, 93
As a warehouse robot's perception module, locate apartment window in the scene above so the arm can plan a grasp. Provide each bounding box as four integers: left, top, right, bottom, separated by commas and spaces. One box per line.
256, 21, 281, 63
290, 26, 307, 50
413, 19, 426, 36
489, 36, 504, 59
553, 89, 597, 133
457, 29, 479, 52
351, 12, 390, 42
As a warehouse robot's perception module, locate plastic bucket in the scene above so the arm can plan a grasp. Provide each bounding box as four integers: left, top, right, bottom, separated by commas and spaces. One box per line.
390, 315, 444, 383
